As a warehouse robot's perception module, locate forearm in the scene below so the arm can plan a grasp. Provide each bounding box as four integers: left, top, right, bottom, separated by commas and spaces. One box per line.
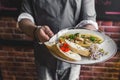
18, 19, 37, 39
82, 0, 96, 21
79, 0, 98, 30
18, 13, 54, 42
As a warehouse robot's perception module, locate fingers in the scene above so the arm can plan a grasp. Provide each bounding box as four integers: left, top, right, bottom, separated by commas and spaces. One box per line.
37, 25, 54, 42
84, 24, 97, 30
42, 26, 54, 37
39, 28, 50, 41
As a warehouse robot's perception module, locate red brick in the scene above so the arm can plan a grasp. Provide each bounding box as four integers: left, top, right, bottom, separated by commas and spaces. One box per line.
0, 56, 15, 62
25, 71, 37, 76
2, 71, 16, 76
25, 69, 37, 75
106, 57, 120, 63
7, 22, 17, 28
0, 33, 13, 39
13, 47, 24, 52
103, 73, 113, 77
6, 66, 26, 72
93, 72, 105, 77
2, 46, 14, 51
6, 62, 24, 67
26, 52, 34, 57
15, 57, 34, 62
15, 77, 35, 80
0, 62, 7, 68
12, 34, 25, 40
92, 63, 105, 67
93, 77, 118, 80
110, 33, 120, 39
24, 62, 36, 68
92, 67, 108, 72
81, 66, 92, 71
4, 28, 14, 33
107, 67, 119, 72
80, 76, 94, 80
105, 62, 120, 68
1, 17, 16, 21
0, 51, 8, 56
101, 21, 113, 26
22, 47, 34, 52
80, 71, 93, 76
113, 21, 120, 26
112, 73, 120, 78
2, 76, 14, 80
15, 71, 36, 77
0, 28, 4, 33
0, 45, 36, 80
0, 21, 7, 27
115, 51, 120, 57
104, 27, 120, 32
8, 52, 26, 57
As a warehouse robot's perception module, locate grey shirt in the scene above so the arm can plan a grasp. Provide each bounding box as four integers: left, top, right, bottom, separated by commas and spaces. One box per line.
20, 0, 96, 70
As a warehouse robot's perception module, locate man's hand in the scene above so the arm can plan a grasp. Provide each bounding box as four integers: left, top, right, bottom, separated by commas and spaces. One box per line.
36, 25, 54, 42
83, 24, 97, 30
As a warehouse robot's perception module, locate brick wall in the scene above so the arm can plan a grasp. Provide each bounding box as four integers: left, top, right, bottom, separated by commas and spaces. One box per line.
0, 16, 120, 80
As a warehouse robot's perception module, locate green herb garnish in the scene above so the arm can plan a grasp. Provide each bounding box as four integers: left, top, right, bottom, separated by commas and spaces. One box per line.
69, 34, 75, 39
90, 36, 96, 42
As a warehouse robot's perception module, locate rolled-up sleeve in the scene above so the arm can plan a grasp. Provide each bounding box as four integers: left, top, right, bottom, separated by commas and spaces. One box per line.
18, 0, 34, 23
18, 13, 35, 23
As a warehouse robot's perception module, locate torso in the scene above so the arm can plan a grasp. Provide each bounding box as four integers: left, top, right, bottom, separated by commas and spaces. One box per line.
32, 0, 82, 33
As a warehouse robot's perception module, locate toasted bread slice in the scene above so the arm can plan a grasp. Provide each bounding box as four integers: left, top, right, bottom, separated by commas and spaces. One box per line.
65, 40, 90, 57
45, 42, 81, 61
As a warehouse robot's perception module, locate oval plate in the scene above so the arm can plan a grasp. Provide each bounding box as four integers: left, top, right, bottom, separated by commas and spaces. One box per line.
48, 29, 117, 64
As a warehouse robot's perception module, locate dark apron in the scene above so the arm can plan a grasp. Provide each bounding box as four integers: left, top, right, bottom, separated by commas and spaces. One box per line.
33, 0, 82, 70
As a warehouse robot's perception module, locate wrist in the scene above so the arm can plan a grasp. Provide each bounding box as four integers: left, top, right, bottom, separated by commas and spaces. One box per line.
76, 20, 98, 30
33, 26, 41, 42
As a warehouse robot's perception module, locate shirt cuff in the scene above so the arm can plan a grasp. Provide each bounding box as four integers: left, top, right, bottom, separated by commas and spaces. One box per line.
17, 13, 35, 23
76, 20, 98, 30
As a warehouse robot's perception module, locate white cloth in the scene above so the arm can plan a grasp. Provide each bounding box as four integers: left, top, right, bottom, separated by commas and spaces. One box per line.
69, 65, 81, 80
76, 20, 98, 29
18, 13, 35, 23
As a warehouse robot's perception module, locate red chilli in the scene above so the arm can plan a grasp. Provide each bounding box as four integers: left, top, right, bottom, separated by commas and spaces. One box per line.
60, 43, 70, 52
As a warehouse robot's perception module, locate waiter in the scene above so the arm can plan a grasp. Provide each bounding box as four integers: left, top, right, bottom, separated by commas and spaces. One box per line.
18, 0, 98, 80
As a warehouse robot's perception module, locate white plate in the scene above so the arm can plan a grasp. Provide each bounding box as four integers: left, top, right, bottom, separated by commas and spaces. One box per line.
49, 29, 117, 64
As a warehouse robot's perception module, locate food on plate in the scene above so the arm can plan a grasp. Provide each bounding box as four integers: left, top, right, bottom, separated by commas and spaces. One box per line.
65, 40, 90, 57
59, 33, 104, 47
89, 44, 108, 60
44, 32, 107, 61
44, 42, 81, 61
